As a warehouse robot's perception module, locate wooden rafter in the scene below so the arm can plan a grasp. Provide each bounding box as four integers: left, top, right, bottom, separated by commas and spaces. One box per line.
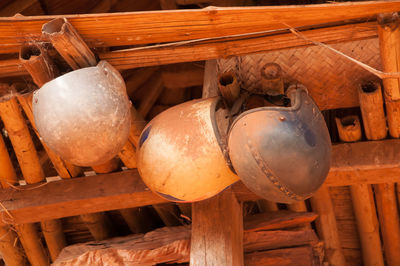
0, 136, 400, 225
0, 1, 397, 54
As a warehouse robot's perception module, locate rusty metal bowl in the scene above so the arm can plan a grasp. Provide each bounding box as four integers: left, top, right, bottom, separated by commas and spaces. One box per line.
33, 60, 131, 166
137, 97, 239, 202
228, 85, 331, 203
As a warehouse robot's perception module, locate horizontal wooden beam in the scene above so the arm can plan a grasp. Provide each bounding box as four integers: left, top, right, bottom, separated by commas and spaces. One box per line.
0, 1, 398, 54
0, 170, 168, 225
325, 139, 400, 187
1, 139, 400, 224
0, 21, 378, 80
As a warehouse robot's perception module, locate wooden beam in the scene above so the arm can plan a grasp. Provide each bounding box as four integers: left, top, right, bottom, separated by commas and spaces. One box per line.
244, 246, 315, 266
0, 1, 397, 54
0, 170, 167, 225
325, 139, 400, 186
0, 21, 378, 79
244, 211, 317, 232
2, 138, 400, 225
190, 188, 243, 265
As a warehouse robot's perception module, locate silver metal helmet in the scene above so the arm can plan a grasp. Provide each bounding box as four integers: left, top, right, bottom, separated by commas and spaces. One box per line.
227, 85, 331, 203
33, 61, 131, 166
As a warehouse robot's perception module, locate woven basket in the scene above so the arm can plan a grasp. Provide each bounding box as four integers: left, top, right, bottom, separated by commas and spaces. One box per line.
217, 38, 381, 110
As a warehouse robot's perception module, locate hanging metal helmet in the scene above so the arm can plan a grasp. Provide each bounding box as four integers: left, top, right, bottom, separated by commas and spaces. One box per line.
137, 97, 239, 202
228, 85, 331, 203
33, 61, 131, 166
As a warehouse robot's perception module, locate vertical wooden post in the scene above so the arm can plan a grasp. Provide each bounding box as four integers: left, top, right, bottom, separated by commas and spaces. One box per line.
190, 59, 243, 265
337, 112, 384, 266
190, 189, 243, 266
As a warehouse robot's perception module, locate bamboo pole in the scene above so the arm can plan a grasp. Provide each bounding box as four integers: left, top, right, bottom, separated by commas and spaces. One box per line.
137, 72, 164, 118
42, 18, 149, 238
377, 13, 400, 266
0, 225, 26, 266
335, 115, 362, 142
19, 43, 59, 87
0, 131, 26, 265
336, 115, 384, 266
310, 186, 345, 266
358, 82, 387, 140
217, 71, 240, 106
378, 13, 400, 138
257, 200, 279, 212
42, 18, 97, 70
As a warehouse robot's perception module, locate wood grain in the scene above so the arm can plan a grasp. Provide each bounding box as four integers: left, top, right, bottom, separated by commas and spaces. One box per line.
190, 189, 243, 266
0, 1, 397, 54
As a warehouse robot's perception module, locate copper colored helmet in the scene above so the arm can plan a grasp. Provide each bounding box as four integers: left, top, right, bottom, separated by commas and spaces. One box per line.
137, 97, 239, 202
228, 85, 331, 203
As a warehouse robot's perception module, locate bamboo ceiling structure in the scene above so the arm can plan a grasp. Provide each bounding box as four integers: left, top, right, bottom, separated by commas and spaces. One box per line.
0, 0, 399, 265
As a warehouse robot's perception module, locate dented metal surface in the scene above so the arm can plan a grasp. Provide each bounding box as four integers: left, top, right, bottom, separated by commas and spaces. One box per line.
137, 97, 239, 202
33, 60, 131, 166
228, 85, 331, 203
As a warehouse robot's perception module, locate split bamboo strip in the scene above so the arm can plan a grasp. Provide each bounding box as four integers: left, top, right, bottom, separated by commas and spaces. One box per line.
0, 1, 398, 54
0, 225, 26, 266
336, 115, 384, 266
42, 18, 96, 70
358, 81, 387, 140
335, 115, 362, 142
15, 223, 48, 266
310, 186, 345, 266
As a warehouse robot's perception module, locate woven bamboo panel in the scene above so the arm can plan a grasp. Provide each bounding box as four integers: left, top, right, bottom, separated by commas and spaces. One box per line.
218, 39, 381, 110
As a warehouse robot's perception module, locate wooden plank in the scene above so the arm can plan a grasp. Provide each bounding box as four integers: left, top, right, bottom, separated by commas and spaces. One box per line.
244, 246, 315, 266
190, 189, 243, 265
0, 1, 397, 54
0, 21, 378, 79
0, 170, 168, 225
3, 139, 400, 225
244, 211, 317, 232
325, 139, 400, 186
244, 229, 318, 253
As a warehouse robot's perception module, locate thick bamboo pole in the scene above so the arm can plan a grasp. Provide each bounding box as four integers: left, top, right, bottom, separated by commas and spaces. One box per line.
0, 133, 26, 265
137, 72, 164, 118
335, 115, 362, 142
0, 225, 26, 266
42, 18, 97, 70
336, 114, 384, 266
14, 223, 48, 266
310, 186, 345, 266
378, 13, 400, 138
374, 183, 400, 266
358, 82, 387, 140
377, 13, 400, 266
